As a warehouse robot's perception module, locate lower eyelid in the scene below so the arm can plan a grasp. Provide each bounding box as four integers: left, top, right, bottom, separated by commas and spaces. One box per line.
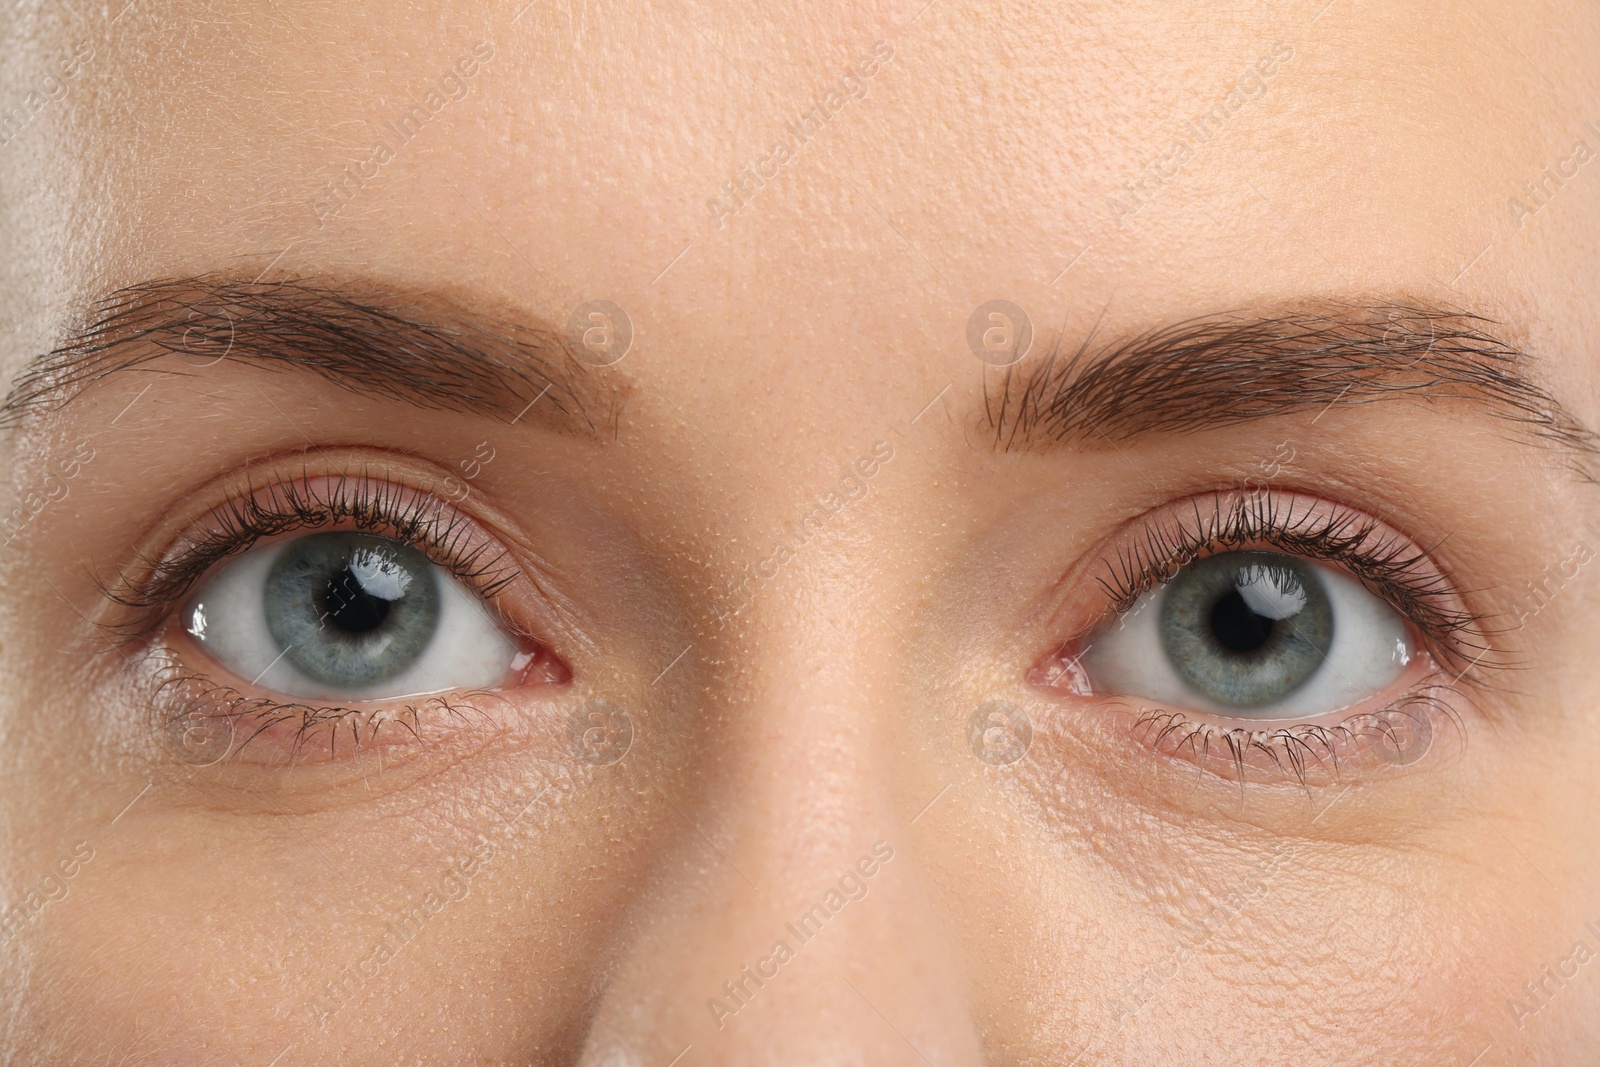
152, 571, 571, 763
140, 639, 566, 767
1044, 662, 1460, 788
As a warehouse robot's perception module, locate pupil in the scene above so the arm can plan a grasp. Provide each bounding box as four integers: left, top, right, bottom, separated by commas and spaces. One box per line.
1210, 588, 1273, 653
318, 568, 392, 634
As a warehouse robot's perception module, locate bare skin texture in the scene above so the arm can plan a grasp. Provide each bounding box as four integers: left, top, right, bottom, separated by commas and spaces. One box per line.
2, 0, 1599, 1063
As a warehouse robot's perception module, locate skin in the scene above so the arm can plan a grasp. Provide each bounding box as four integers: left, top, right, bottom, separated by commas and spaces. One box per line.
2, 0, 1599, 1063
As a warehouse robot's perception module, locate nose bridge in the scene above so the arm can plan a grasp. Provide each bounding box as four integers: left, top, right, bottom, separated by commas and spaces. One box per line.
575, 568, 986, 1065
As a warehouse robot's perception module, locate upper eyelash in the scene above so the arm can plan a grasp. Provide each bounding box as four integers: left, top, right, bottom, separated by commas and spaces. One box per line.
99, 467, 517, 645
1094, 487, 1492, 678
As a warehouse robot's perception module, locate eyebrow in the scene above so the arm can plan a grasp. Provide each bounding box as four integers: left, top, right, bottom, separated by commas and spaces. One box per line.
0, 276, 607, 432
991, 301, 1595, 460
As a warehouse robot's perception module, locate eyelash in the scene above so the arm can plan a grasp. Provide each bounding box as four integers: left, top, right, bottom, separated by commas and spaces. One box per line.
1094, 487, 1487, 676
110, 477, 1481, 773
103, 470, 528, 761
145, 651, 494, 762
104, 469, 518, 642
1041, 487, 1490, 783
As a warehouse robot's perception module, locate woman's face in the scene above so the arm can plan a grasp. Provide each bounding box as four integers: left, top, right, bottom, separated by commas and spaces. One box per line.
3, 1, 1598, 1063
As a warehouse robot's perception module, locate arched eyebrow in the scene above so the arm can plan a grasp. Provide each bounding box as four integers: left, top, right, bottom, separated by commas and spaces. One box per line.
989, 301, 1595, 460
0, 276, 608, 432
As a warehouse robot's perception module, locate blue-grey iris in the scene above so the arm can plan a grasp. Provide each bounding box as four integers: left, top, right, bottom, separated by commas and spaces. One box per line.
263, 532, 440, 688
1159, 551, 1334, 709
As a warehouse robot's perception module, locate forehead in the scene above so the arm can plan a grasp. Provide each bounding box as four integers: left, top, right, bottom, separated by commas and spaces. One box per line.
2, 0, 1596, 410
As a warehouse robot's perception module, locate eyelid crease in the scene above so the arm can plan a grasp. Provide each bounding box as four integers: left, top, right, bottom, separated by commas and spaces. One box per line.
1089, 487, 1494, 683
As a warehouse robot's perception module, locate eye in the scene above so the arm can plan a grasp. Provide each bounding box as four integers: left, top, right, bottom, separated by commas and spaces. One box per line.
1078, 549, 1414, 718
182, 530, 522, 701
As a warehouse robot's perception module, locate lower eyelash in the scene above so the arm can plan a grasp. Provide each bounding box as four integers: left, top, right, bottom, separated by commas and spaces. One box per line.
1098, 487, 1493, 680
145, 651, 496, 764
1127, 675, 1467, 786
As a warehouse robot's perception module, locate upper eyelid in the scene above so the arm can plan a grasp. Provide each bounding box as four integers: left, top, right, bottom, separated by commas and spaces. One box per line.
97, 472, 518, 645
1082, 488, 1489, 677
